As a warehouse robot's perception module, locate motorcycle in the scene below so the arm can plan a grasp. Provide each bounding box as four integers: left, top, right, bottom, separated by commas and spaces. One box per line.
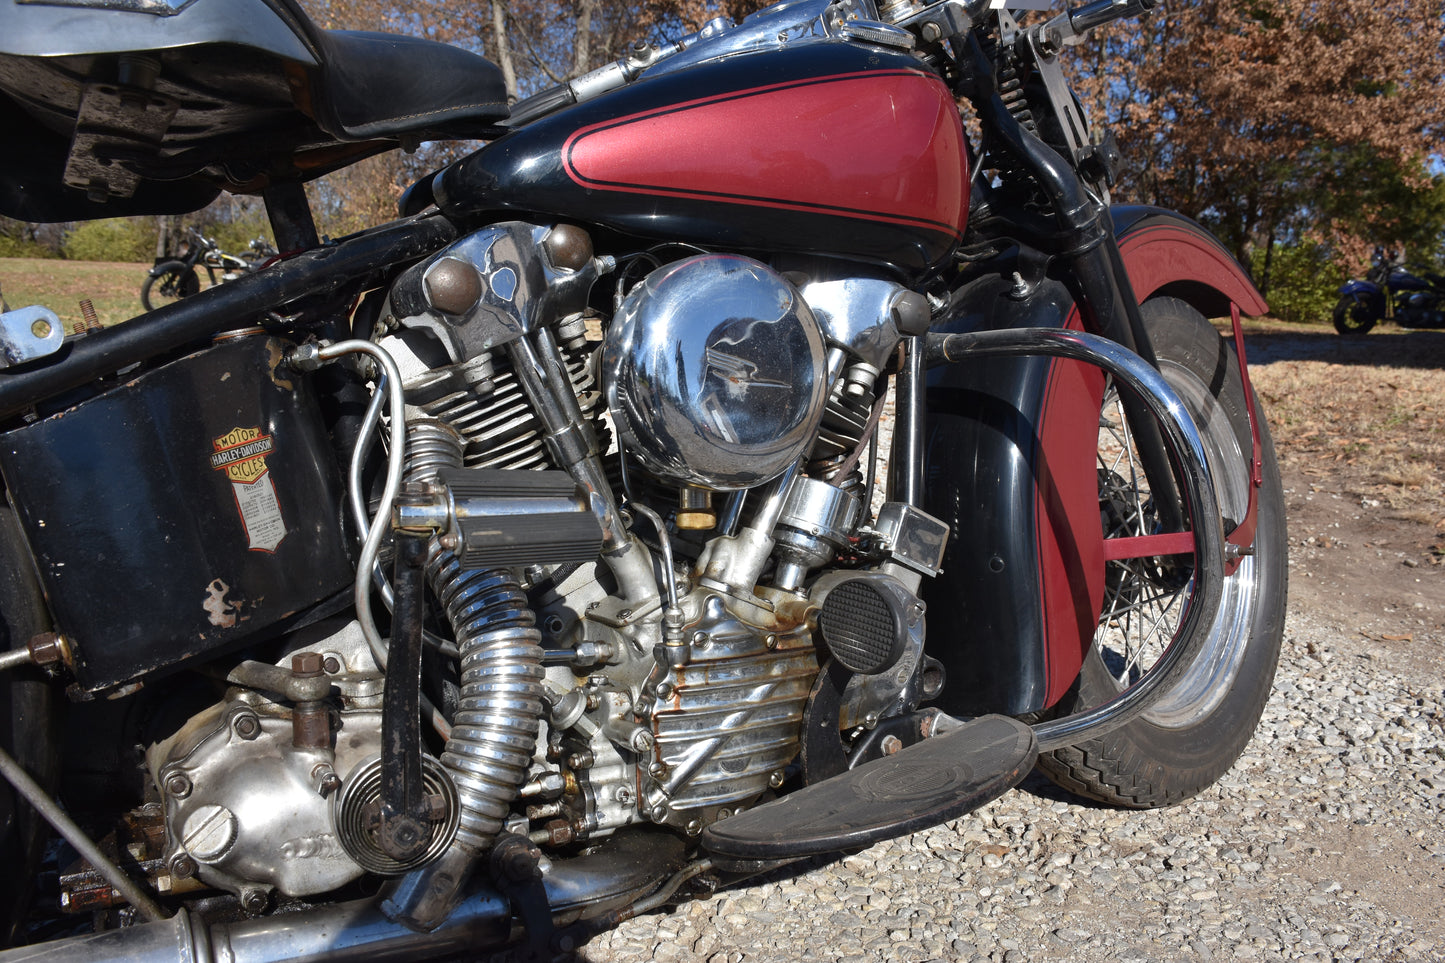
141, 229, 278, 312
0, 0, 1287, 960
1334, 246, 1445, 335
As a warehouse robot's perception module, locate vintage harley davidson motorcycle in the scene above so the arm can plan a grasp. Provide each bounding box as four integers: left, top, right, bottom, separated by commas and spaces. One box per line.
0, 0, 1286, 958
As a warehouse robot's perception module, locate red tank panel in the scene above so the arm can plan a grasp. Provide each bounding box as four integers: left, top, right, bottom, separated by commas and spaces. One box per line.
562, 69, 968, 241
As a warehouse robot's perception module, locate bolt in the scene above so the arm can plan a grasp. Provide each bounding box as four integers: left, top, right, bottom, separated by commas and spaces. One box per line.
322, 655, 342, 674
169, 853, 197, 880
920, 21, 943, 42
615, 786, 633, 804
544, 819, 576, 847
233, 713, 261, 740
648, 761, 669, 779
649, 805, 668, 823
291, 651, 324, 676
881, 735, 904, 756
78, 298, 100, 333
312, 764, 342, 797
765, 634, 779, 649
240, 888, 269, 916
686, 819, 703, 836
165, 772, 192, 799
631, 729, 655, 753
769, 770, 786, 789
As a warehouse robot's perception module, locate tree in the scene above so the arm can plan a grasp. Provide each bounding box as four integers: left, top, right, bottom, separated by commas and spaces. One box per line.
1068, 0, 1445, 272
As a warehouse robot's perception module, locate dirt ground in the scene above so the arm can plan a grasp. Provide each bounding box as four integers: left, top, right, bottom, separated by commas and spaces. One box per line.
1239, 320, 1445, 667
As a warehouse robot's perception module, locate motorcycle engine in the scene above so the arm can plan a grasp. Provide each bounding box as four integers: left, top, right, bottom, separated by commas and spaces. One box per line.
138, 220, 947, 906
1397, 290, 1445, 326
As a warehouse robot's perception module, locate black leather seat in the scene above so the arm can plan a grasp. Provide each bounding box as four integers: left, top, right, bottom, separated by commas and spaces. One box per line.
0, 0, 510, 221
310, 29, 509, 142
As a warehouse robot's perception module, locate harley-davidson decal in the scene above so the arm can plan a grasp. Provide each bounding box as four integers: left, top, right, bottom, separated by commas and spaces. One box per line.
210, 427, 287, 553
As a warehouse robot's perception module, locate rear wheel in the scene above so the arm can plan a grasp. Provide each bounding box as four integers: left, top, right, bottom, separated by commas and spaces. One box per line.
1332, 295, 1377, 335
141, 261, 200, 311
1035, 297, 1287, 808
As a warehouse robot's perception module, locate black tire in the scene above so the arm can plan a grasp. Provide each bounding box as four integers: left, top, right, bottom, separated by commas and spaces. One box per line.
141, 261, 200, 311
1332, 295, 1377, 335
1035, 297, 1287, 808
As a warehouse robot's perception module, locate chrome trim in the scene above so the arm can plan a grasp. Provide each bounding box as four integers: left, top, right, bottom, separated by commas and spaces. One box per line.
926, 327, 1225, 752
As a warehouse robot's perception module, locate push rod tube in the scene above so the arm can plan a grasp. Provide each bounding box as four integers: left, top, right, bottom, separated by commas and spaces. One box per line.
926, 327, 1226, 751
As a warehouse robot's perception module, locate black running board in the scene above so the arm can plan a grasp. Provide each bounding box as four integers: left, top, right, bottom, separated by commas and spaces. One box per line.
701, 715, 1037, 860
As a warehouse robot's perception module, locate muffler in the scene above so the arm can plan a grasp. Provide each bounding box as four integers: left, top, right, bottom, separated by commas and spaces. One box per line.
0, 832, 685, 963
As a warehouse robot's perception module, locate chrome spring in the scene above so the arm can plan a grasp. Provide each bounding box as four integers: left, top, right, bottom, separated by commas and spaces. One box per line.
403, 419, 545, 854
428, 559, 543, 851
807, 363, 879, 497
403, 419, 466, 485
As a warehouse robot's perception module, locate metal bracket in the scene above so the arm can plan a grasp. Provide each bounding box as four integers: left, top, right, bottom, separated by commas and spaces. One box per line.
0, 305, 64, 368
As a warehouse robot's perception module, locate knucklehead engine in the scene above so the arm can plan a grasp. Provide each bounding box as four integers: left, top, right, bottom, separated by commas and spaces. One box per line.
52, 219, 955, 911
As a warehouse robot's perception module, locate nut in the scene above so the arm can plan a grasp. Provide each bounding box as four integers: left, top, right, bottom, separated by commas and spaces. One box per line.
232, 713, 261, 740
26, 632, 70, 668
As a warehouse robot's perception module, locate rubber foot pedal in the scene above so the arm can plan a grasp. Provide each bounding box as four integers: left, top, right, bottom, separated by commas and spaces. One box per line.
701, 714, 1037, 860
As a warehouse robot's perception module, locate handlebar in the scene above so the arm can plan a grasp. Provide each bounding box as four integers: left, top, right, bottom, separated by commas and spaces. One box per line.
1035, 0, 1158, 52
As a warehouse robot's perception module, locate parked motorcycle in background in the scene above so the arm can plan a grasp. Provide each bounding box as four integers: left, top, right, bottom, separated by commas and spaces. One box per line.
1334, 247, 1445, 335
0, 0, 1288, 960
141, 229, 278, 311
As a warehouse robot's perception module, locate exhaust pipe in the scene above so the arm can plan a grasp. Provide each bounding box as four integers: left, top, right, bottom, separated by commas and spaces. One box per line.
0, 833, 685, 963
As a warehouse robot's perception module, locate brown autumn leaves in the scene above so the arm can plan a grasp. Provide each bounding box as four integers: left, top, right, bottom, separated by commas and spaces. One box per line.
300, 0, 1445, 271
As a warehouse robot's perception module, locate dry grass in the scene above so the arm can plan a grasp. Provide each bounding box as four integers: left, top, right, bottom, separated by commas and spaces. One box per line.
0, 257, 156, 332
1235, 318, 1445, 532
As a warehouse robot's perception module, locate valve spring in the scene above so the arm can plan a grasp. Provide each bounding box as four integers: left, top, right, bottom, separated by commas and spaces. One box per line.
403, 419, 467, 485
807, 368, 879, 497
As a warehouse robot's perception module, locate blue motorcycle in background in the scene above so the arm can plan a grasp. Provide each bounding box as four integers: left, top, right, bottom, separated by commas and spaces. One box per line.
1334, 248, 1445, 335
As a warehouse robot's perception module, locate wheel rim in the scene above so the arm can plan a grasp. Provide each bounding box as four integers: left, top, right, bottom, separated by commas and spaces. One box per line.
1337, 298, 1373, 332
1094, 362, 1255, 729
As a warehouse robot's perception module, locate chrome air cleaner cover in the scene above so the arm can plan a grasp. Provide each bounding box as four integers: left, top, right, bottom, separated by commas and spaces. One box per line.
603, 254, 828, 490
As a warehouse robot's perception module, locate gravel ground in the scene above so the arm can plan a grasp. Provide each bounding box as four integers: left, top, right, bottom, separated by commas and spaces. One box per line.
573, 603, 1445, 963
564, 326, 1445, 963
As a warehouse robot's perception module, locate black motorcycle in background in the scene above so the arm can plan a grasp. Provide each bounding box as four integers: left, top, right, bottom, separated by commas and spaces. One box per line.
140, 228, 277, 311
1334, 247, 1445, 335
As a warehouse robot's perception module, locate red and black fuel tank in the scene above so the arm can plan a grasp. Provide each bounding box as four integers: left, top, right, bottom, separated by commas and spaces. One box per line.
434, 43, 968, 276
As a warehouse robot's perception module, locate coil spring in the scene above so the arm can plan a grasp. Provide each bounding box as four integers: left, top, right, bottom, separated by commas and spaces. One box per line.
403, 419, 545, 853
977, 20, 1039, 188
807, 364, 880, 497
